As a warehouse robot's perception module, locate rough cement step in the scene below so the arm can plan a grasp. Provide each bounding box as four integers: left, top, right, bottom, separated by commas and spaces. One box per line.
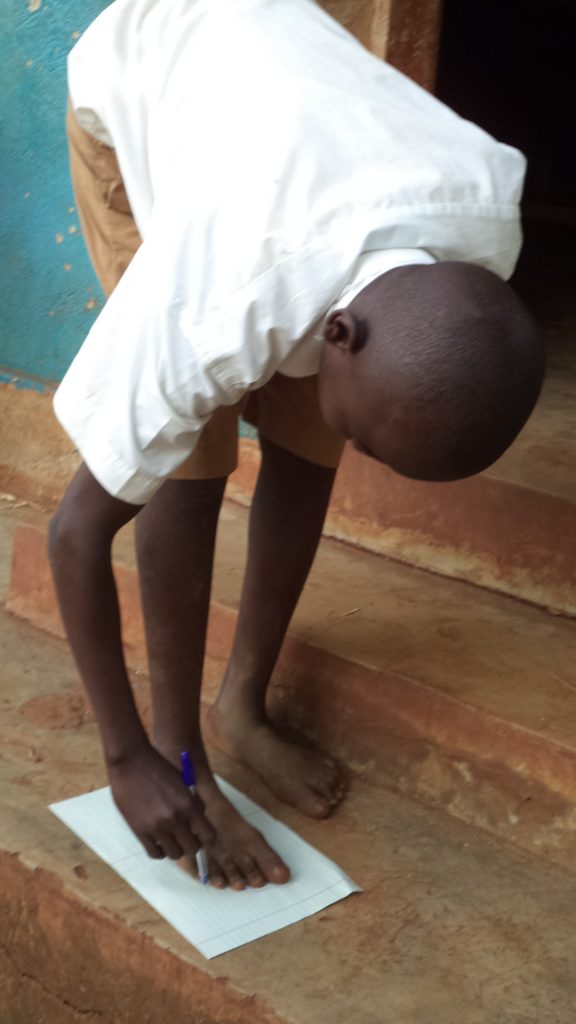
2, 602, 576, 1024
4, 496, 576, 876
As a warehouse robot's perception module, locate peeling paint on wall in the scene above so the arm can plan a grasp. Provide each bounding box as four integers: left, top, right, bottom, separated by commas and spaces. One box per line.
0, 1, 108, 384
0, 369, 51, 393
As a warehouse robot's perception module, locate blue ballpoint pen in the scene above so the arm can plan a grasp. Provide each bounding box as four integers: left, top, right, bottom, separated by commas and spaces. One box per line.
180, 751, 209, 885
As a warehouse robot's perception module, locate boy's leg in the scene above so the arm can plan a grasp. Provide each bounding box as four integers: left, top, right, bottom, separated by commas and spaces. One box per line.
208, 437, 345, 818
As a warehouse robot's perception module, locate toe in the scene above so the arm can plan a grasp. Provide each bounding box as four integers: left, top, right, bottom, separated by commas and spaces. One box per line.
313, 758, 342, 800
210, 872, 227, 889
270, 863, 290, 884
219, 855, 247, 891
237, 854, 266, 888
247, 870, 267, 888
334, 782, 347, 803
330, 776, 346, 805
321, 760, 346, 805
259, 849, 291, 884
297, 788, 332, 818
206, 855, 227, 889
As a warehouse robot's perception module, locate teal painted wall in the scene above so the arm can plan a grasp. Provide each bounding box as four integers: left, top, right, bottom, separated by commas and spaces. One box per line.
0, 0, 109, 390
0, 0, 257, 440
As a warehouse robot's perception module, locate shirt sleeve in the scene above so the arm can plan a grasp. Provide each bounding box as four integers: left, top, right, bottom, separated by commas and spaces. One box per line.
53, 212, 337, 504
53, 245, 222, 503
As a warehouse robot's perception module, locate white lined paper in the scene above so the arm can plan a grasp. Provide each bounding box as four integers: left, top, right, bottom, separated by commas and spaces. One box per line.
50, 777, 361, 958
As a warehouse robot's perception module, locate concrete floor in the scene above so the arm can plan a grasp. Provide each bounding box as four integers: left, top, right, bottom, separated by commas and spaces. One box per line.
3, 499, 576, 1023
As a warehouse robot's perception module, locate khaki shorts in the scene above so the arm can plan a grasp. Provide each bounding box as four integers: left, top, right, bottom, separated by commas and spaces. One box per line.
66, 106, 344, 479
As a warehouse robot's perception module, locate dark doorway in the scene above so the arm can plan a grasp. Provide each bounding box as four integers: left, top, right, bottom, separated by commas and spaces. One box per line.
435, 0, 576, 328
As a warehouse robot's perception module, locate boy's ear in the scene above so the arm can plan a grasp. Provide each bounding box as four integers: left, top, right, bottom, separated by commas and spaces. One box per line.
323, 310, 367, 353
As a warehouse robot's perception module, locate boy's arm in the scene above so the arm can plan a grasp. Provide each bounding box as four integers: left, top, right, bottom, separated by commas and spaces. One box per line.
49, 464, 214, 861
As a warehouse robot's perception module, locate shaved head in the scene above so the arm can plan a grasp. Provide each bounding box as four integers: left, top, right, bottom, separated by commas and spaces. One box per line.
318, 261, 544, 481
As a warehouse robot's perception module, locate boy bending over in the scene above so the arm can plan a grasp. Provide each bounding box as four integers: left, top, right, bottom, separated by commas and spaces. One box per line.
50, 0, 544, 888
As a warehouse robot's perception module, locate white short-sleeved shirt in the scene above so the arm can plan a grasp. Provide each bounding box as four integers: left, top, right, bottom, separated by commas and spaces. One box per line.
55, 0, 527, 504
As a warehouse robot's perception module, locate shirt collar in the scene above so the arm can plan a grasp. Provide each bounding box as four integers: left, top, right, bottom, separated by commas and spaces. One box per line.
332, 248, 437, 311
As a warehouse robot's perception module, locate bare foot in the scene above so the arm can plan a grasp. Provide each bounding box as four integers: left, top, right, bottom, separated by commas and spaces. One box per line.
195, 772, 291, 890
153, 738, 290, 890
207, 700, 346, 819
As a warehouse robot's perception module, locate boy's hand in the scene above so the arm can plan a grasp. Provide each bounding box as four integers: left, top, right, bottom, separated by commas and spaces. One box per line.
108, 745, 215, 860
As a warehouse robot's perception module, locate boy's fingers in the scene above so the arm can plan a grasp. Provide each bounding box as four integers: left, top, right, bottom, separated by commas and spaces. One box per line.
141, 835, 165, 859
156, 830, 185, 860
191, 791, 206, 814
175, 819, 201, 860
172, 821, 200, 858
188, 811, 215, 849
